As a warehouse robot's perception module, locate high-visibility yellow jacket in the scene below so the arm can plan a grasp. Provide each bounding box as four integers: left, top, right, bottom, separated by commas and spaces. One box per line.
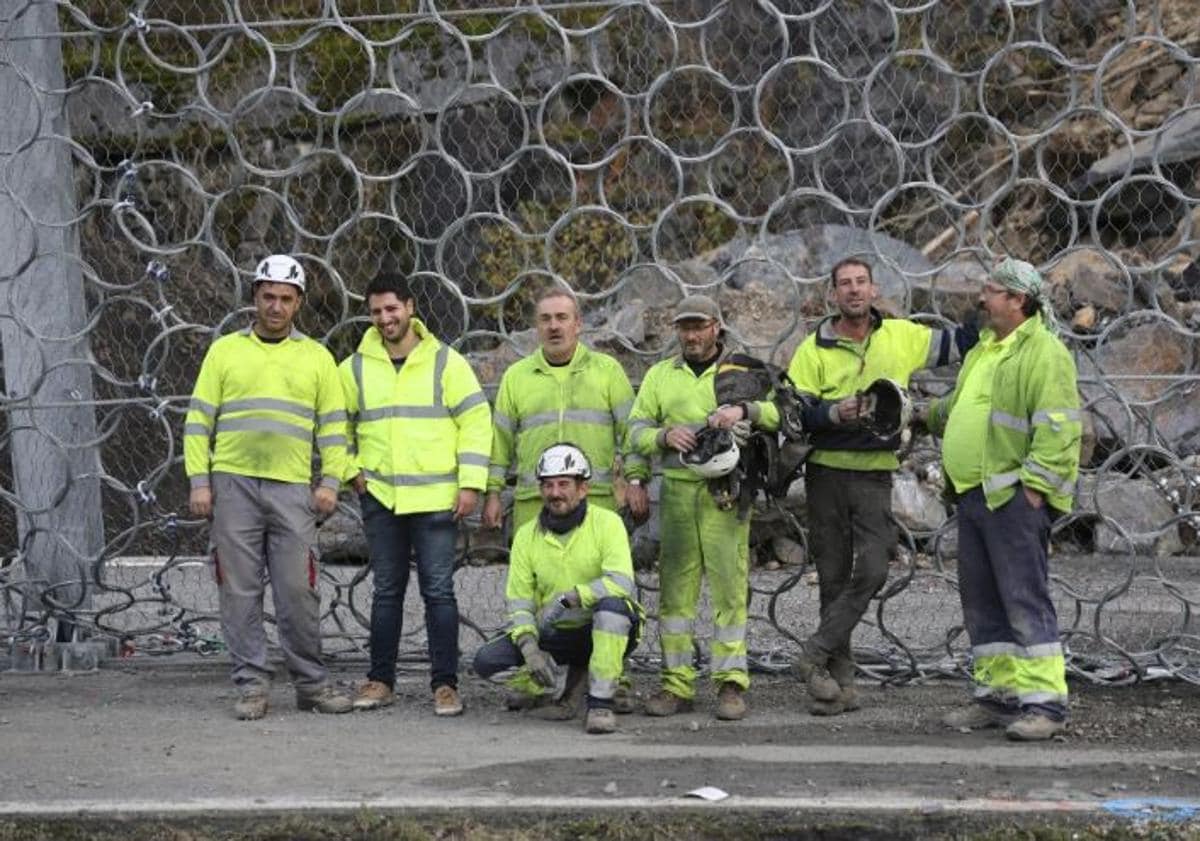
928, 313, 1081, 513
489, 344, 635, 501
624, 348, 780, 482
786, 310, 973, 472
504, 504, 639, 641
184, 326, 349, 489
341, 319, 491, 514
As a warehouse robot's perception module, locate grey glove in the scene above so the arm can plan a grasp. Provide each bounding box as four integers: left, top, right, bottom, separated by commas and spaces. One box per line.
730, 419, 753, 446
517, 635, 556, 688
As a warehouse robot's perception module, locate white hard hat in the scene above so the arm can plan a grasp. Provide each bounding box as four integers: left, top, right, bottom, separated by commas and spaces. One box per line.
682, 428, 740, 479
254, 254, 306, 292
536, 443, 592, 481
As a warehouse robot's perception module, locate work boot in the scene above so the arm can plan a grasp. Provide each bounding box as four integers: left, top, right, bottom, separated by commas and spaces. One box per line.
942, 702, 1018, 730
715, 682, 747, 721
296, 685, 353, 714
504, 689, 548, 711
433, 685, 464, 717
530, 664, 586, 721
643, 689, 694, 717
795, 649, 840, 702
585, 707, 617, 735
352, 680, 394, 711
807, 685, 860, 717
234, 691, 268, 721
1005, 712, 1067, 742
612, 683, 637, 715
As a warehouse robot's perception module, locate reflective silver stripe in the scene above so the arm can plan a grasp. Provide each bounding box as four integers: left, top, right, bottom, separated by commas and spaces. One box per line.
184, 422, 210, 437
662, 650, 694, 668
593, 611, 631, 635
363, 469, 457, 486
552, 607, 591, 624
221, 397, 315, 420
627, 419, 655, 436
188, 397, 216, 417
1023, 460, 1075, 496
588, 674, 616, 699
1023, 643, 1064, 658
488, 464, 507, 479
451, 391, 487, 417
659, 616, 693, 635
317, 409, 347, 424
982, 470, 1020, 494
613, 399, 633, 425
588, 579, 608, 600
1018, 691, 1068, 705
972, 685, 1017, 701
1031, 408, 1081, 426
358, 405, 449, 421
318, 475, 340, 490
316, 434, 347, 447
925, 328, 945, 369
990, 410, 1029, 434
215, 417, 312, 443
507, 611, 535, 626
663, 452, 685, 469
494, 411, 514, 433
563, 408, 613, 425
712, 624, 745, 644
352, 353, 365, 414
189, 475, 210, 489
507, 598, 535, 612
974, 642, 1021, 658
710, 654, 747, 672
603, 571, 635, 594
432, 345, 449, 407
459, 452, 489, 468
521, 410, 561, 430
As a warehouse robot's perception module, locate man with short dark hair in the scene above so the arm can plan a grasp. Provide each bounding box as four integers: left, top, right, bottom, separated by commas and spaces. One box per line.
185, 254, 353, 720
474, 443, 641, 735
341, 273, 491, 717
924, 258, 1080, 741
786, 256, 976, 715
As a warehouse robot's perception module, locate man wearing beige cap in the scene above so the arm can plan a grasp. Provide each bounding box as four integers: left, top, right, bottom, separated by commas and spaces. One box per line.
624, 295, 779, 720
922, 257, 1081, 741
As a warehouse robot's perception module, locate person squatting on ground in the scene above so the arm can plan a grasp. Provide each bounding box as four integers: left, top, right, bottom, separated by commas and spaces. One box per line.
185, 255, 353, 720
484, 286, 636, 535
625, 295, 780, 721
786, 257, 978, 715
920, 258, 1081, 742
340, 273, 492, 717
473, 444, 642, 734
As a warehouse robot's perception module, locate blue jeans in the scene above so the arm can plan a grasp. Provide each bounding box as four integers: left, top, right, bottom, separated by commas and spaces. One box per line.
360, 492, 460, 691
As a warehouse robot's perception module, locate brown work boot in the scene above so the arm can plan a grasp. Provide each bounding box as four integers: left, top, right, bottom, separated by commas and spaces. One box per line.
715, 682, 747, 721
585, 707, 617, 734
795, 649, 841, 702
529, 664, 586, 721
612, 682, 637, 715
1005, 712, 1067, 742
504, 689, 548, 711
643, 689, 694, 717
296, 685, 353, 714
234, 691, 268, 721
352, 680, 394, 711
433, 685, 464, 717
942, 702, 1018, 730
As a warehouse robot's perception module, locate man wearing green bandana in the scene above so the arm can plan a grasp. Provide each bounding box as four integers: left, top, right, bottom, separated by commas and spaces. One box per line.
922, 257, 1081, 741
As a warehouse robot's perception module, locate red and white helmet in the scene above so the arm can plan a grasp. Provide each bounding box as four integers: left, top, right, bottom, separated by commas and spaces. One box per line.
254, 254, 306, 292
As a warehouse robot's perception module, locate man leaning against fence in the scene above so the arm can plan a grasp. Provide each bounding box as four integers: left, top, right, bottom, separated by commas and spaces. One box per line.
184, 254, 353, 721
921, 258, 1081, 742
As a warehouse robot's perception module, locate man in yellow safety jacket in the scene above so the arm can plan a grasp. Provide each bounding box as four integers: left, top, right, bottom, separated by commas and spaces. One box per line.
483, 286, 636, 534
473, 443, 641, 734
624, 295, 780, 721
185, 254, 353, 720
922, 258, 1081, 742
341, 273, 491, 717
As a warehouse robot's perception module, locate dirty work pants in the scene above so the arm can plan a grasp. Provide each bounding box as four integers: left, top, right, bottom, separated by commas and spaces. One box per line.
803, 464, 894, 680
957, 486, 1068, 721
512, 491, 616, 538
359, 492, 460, 691
210, 473, 326, 694
657, 477, 750, 699
473, 596, 639, 710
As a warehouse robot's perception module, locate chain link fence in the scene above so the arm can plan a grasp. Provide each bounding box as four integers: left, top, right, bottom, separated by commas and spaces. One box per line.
1, 0, 1198, 683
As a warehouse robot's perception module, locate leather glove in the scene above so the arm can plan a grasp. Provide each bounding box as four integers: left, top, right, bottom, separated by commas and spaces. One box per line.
517, 635, 556, 688
730, 419, 753, 446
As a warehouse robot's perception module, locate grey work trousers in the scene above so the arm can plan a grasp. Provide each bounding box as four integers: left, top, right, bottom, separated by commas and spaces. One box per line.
803, 463, 894, 669
210, 472, 327, 694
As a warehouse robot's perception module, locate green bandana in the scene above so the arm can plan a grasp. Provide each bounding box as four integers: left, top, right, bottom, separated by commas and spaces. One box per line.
992, 257, 1044, 302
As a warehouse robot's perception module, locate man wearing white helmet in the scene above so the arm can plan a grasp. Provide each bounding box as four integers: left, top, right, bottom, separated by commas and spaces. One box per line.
473, 443, 641, 735
184, 254, 353, 720
625, 295, 780, 721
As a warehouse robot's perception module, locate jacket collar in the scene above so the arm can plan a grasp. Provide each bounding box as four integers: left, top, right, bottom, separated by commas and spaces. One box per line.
240, 324, 306, 341
671, 343, 727, 373
532, 342, 589, 374
356, 317, 439, 361
814, 308, 884, 348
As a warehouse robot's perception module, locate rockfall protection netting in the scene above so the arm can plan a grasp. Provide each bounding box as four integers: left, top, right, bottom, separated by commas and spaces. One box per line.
1, 0, 1199, 684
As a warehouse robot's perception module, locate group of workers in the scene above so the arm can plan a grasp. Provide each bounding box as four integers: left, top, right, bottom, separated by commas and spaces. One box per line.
185, 252, 1081, 742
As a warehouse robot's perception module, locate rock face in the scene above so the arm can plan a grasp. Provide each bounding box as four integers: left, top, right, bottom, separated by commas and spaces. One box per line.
1079, 475, 1190, 557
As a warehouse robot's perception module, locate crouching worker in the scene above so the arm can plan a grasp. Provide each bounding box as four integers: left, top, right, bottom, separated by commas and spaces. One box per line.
473, 443, 642, 734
